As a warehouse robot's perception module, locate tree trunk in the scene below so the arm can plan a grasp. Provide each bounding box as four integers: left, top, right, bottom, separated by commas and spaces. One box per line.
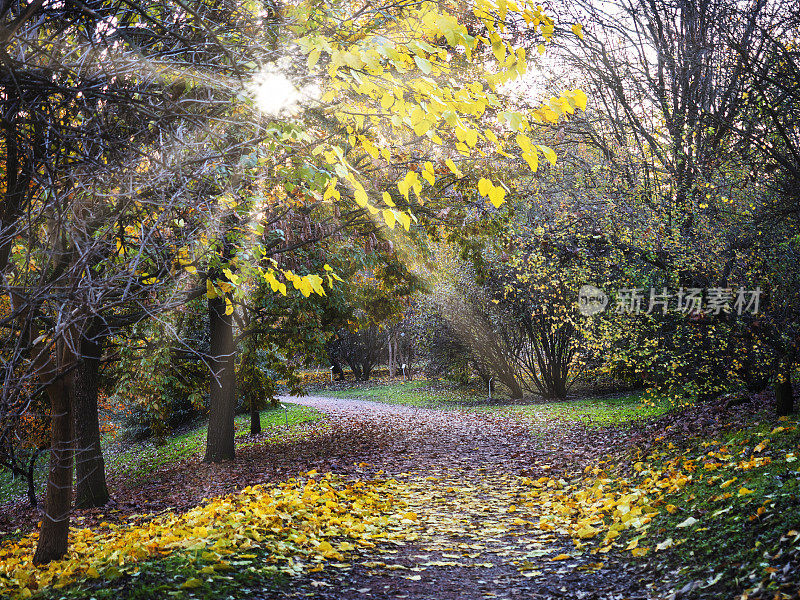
33, 377, 74, 564
389, 333, 403, 379
388, 334, 396, 378
205, 295, 236, 462
504, 376, 524, 399
24, 450, 42, 508
347, 358, 362, 381
776, 371, 794, 417
250, 407, 261, 435
73, 335, 109, 509
327, 338, 345, 381
549, 365, 568, 399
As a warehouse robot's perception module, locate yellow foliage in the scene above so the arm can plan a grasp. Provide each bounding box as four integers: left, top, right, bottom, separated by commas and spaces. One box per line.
0, 474, 412, 599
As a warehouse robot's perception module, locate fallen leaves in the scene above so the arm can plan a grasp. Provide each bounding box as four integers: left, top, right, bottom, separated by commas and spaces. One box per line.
0, 473, 416, 599
676, 517, 698, 528
3, 392, 795, 600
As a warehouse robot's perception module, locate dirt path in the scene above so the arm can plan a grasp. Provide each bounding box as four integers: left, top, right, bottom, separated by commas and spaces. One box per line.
271, 395, 652, 600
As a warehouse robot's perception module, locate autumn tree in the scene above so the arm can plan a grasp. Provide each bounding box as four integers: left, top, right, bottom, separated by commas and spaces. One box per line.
3, 0, 587, 561
0, 0, 272, 562
521, 0, 800, 406
186, 0, 588, 459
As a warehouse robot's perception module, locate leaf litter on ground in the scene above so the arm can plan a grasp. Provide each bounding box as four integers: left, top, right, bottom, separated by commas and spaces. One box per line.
1, 389, 797, 600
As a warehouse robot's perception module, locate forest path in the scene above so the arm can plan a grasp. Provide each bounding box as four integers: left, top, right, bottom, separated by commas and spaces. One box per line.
271, 394, 651, 600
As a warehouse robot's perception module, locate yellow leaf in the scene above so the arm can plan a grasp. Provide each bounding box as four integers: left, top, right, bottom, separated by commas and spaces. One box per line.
571, 89, 588, 111
738, 487, 754, 496
516, 133, 532, 152
445, 159, 463, 178
571, 23, 584, 40
537, 144, 557, 165
382, 191, 395, 207
550, 554, 570, 561
225, 297, 234, 316
655, 538, 674, 551
206, 279, 218, 299
414, 55, 432, 74
354, 188, 369, 208
576, 525, 599, 539
382, 209, 396, 229
676, 517, 698, 528
488, 186, 506, 208
396, 211, 411, 231
413, 119, 431, 136
323, 177, 339, 201
307, 48, 321, 68
181, 578, 204, 589
522, 151, 538, 171
222, 268, 240, 285
631, 547, 648, 557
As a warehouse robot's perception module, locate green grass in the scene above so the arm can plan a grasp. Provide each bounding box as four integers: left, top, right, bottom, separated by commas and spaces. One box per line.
38, 546, 292, 600
320, 380, 486, 407
106, 404, 321, 485
619, 416, 800, 598
502, 391, 674, 427
0, 455, 46, 507
319, 380, 673, 427
0, 404, 322, 506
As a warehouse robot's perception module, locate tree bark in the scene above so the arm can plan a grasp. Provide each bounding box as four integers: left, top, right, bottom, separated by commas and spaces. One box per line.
326, 338, 345, 380
26, 450, 41, 508
204, 295, 236, 462
776, 371, 794, 417
33, 375, 74, 564
503, 376, 524, 399
73, 335, 109, 508
250, 407, 261, 435
388, 334, 398, 378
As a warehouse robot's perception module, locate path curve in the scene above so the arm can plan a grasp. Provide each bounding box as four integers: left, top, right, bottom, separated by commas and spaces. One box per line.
280, 394, 545, 473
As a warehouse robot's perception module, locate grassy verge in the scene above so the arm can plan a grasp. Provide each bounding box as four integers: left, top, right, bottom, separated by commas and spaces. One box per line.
636, 416, 800, 598
0, 404, 322, 505
502, 392, 675, 427
105, 404, 322, 487
317, 379, 673, 427
318, 380, 486, 407
38, 544, 292, 600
